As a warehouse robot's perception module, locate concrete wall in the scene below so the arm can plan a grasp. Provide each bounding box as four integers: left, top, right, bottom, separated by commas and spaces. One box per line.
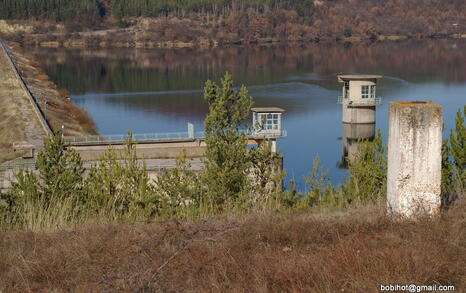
387, 101, 442, 219
70, 140, 207, 161
343, 123, 375, 139
339, 123, 375, 167
345, 80, 376, 101
342, 105, 376, 124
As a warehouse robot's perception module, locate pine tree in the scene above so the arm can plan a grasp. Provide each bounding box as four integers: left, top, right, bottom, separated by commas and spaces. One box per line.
202, 72, 253, 207
35, 131, 85, 202
3, 131, 85, 229
442, 105, 465, 203
341, 130, 387, 204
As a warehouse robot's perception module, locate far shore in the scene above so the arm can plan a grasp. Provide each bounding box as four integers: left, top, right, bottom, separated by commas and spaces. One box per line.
13, 33, 466, 49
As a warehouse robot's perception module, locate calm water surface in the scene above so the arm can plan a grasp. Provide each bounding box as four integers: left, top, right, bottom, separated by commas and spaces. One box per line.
31, 40, 466, 189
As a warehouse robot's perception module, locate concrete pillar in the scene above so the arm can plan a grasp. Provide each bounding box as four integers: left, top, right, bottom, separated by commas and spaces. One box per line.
387, 101, 442, 219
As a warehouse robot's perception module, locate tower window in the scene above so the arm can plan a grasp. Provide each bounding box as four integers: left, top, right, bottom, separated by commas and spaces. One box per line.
361, 85, 369, 98
370, 85, 376, 98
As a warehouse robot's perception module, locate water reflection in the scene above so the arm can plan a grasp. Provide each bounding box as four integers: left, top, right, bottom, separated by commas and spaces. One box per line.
28, 39, 466, 188
338, 123, 376, 169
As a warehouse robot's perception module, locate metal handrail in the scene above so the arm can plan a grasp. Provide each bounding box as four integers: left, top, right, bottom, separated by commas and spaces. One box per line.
64, 129, 287, 145
337, 96, 382, 105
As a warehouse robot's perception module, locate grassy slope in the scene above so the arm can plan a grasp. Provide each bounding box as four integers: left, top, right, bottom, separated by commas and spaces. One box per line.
0, 200, 464, 292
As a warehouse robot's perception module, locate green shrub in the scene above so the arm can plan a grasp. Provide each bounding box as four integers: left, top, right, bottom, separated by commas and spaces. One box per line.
340, 130, 387, 204
202, 73, 253, 208
441, 105, 465, 205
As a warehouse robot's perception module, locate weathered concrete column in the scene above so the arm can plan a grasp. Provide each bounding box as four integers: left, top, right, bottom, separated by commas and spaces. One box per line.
387, 101, 442, 219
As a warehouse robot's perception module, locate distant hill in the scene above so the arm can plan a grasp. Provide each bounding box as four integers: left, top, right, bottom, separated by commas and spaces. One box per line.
0, 0, 465, 44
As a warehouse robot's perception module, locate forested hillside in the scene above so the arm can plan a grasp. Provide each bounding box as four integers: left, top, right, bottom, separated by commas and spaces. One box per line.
0, 0, 465, 44
2, 0, 314, 20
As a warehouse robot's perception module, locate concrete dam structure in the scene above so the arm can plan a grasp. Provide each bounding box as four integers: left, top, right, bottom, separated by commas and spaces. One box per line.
0, 37, 287, 192
1, 107, 286, 192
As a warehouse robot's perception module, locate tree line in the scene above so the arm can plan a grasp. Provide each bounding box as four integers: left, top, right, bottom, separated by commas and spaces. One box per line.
0, 0, 315, 20
110, 0, 315, 18
0, 0, 104, 21
1, 0, 464, 39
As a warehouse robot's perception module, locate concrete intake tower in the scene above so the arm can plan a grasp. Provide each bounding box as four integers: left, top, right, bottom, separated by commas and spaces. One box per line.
337, 74, 383, 124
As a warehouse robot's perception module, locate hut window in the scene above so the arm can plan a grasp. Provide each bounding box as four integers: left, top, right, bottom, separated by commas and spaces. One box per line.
257, 113, 278, 130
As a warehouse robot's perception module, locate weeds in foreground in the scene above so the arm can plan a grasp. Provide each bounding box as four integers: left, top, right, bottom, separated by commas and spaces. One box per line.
0, 198, 464, 292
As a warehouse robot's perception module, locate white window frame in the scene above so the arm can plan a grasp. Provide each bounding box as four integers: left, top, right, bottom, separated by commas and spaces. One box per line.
361, 85, 369, 99
256, 113, 280, 132
370, 85, 376, 98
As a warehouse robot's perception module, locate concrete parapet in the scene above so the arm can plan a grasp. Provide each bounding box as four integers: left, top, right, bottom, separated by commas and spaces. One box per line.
387, 101, 442, 219
70, 140, 207, 161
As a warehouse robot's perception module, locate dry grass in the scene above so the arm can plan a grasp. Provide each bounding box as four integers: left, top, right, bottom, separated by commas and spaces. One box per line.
0, 200, 464, 293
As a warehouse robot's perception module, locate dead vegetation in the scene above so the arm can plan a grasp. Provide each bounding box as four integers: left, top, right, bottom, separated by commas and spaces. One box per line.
2, 0, 466, 47
0, 199, 464, 293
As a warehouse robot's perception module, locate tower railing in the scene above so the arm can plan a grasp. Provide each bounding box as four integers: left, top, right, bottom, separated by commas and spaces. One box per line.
337, 96, 382, 106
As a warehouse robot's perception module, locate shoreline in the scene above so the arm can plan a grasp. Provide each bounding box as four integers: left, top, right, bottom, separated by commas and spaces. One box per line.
2, 20, 464, 49
18, 33, 466, 49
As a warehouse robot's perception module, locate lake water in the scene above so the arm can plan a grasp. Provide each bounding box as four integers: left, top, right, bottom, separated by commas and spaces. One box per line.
30, 40, 466, 189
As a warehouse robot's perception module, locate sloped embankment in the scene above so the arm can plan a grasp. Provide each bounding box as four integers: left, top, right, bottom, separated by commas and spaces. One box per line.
7, 42, 96, 137
0, 41, 48, 163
